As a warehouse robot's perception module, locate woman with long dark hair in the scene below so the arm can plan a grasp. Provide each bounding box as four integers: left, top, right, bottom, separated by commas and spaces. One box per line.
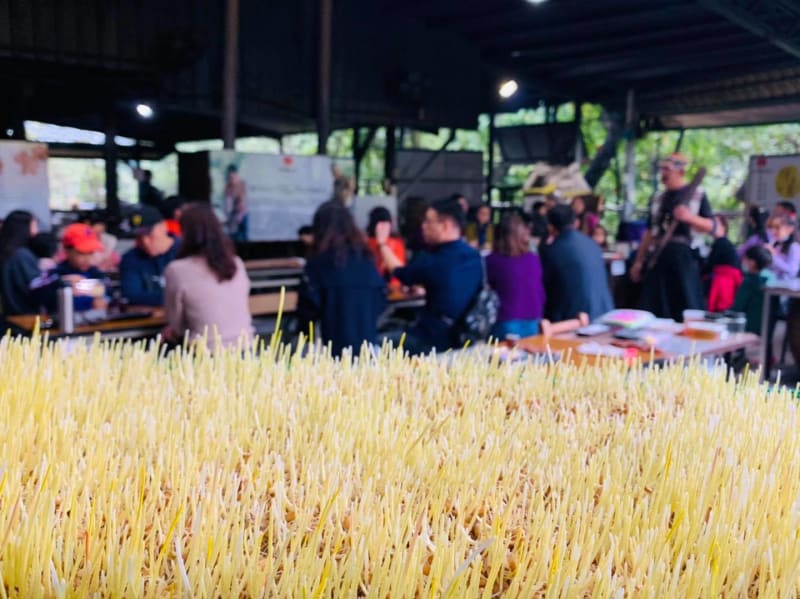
298, 201, 385, 355
0, 210, 52, 316
737, 205, 769, 259
163, 203, 252, 349
365, 206, 406, 289
485, 214, 545, 339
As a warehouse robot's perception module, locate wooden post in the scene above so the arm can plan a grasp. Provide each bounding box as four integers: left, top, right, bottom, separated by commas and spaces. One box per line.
317, 0, 332, 155
623, 89, 637, 220
105, 110, 119, 226
384, 125, 396, 189
486, 112, 496, 200
222, 0, 240, 149
574, 101, 583, 164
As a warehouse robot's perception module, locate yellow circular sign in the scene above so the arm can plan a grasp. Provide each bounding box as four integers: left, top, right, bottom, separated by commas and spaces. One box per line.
776, 165, 800, 198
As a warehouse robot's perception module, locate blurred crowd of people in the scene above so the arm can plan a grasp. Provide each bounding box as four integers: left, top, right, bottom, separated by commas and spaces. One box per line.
0, 197, 253, 351
0, 155, 793, 361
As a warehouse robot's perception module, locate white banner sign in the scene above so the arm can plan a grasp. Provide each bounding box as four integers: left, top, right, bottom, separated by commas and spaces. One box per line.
209, 151, 334, 241
0, 141, 50, 229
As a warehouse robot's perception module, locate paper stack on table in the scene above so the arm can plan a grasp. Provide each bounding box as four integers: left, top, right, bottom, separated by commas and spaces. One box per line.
576, 342, 628, 357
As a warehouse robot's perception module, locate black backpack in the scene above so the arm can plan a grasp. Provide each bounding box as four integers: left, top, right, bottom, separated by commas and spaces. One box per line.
443, 260, 500, 346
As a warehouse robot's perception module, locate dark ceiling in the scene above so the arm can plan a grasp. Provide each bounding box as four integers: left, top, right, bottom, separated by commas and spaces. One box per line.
0, 0, 799, 147
393, 0, 800, 126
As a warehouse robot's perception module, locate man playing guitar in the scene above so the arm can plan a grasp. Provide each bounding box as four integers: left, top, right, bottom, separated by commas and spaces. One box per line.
631, 153, 717, 321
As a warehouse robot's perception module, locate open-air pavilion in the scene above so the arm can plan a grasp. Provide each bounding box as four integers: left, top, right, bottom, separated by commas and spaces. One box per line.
4, 5, 800, 596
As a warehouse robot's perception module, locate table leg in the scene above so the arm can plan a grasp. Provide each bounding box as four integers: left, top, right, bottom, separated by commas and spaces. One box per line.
760, 291, 774, 382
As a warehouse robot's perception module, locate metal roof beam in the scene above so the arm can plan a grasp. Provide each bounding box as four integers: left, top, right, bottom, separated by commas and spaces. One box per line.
478, 4, 700, 50
632, 62, 799, 100
573, 55, 796, 106
698, 0, 800, 59
603, 51, 790, 85
645, 95, 800, 120
553, 41, 771, 79
500, 22, 738, 63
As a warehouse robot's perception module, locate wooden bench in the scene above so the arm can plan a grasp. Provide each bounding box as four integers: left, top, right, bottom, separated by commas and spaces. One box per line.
244, 258, 304, 271
248, 290, 298, 317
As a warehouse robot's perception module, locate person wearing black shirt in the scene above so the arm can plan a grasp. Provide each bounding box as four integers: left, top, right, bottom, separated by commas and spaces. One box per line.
631, 154, 715, 321
119, 206, 180, 306
377, 197, 483, 354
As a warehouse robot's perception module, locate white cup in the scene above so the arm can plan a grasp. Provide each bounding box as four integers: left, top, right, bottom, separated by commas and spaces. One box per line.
683, 309, 705, 323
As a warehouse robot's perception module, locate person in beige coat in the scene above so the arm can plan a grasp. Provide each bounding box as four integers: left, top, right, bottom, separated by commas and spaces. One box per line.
163, 203, 253, 350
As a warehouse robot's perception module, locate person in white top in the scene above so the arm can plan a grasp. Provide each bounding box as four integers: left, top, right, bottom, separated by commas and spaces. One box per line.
163, 203, 253, 350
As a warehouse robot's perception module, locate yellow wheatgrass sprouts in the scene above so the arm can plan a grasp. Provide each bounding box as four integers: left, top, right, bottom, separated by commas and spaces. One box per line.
0, 334, 799, 596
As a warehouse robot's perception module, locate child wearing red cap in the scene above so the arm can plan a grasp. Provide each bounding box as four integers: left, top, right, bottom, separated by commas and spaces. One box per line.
55, 223, 109, 311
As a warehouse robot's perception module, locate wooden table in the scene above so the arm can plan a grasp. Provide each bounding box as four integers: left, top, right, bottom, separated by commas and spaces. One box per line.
6, 309, 166, 341
516, 330, 759, 367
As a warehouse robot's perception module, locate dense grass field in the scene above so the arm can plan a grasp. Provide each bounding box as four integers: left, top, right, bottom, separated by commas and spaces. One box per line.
0, 336, 797, 597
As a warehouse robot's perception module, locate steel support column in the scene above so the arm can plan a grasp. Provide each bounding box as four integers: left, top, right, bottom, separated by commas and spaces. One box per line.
486, 113, 496, 199
317, 0, 333, 155
384, 126, 397, 192
104, 110, 120, 227
222, 0, 240, 149
623, 89, 637, 220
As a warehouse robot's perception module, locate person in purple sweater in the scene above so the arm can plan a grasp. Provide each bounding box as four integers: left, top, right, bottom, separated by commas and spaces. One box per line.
485, 215, 545, 339
766, 213, 800, 279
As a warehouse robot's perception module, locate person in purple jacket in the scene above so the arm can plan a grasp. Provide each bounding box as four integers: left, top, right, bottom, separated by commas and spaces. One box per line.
485, 214, 545, 339
766, 213, 800, 280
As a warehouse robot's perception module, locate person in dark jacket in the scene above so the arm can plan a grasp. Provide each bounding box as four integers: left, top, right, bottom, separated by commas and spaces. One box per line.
539, 204, 614, 322
0, 210, 55, 316
376, 197, 483, 354
119, 206, 180, 306
733, 245, 775, 334
297, 201, 386, 356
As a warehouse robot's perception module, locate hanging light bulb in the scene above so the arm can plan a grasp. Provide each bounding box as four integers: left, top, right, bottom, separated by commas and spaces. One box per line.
136, 103, 154, 119
498, 80, 519, 99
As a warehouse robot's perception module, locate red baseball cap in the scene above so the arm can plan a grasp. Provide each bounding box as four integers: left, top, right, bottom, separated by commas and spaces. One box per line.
62, 223, 104, 254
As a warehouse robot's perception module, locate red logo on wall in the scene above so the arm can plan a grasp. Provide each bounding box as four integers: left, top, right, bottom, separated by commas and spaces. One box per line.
282, 156, 294, 167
